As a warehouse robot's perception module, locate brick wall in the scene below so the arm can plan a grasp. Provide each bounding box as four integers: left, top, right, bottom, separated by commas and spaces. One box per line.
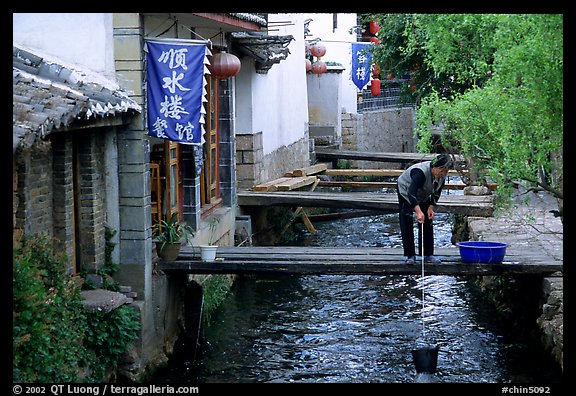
15, 141, 54, 239
236, 132, 311, 190
76, 132, 107, 273
236, 132, 264, 190
14, 131, 109, 275
52, 136, 75, 273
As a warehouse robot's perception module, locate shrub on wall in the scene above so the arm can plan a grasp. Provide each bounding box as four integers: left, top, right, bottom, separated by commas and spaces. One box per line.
13, 235, 140, 383
84, 305, 140, 381
13, 235, 88, 382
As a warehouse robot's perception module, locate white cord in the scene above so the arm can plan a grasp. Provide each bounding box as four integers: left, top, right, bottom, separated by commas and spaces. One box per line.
421, 221, 425, 278
421, 221, 425, 336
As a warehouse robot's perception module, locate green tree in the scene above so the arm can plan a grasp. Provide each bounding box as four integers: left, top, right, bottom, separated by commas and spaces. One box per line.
369, 13, 563, 208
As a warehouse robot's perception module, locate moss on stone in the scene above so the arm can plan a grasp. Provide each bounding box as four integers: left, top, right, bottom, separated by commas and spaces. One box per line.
201, 274, 235, 327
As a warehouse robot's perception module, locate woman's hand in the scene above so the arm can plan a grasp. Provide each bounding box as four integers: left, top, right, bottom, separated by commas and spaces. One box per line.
415, 205, 425, 223
427, 206, 435, 222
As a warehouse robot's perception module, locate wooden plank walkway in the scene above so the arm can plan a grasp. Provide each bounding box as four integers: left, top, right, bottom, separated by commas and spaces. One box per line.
237, 190, 494, 217
159, 246, 562, 276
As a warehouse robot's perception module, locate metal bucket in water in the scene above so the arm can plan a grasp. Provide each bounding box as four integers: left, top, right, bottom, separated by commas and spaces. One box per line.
411, 345, 439, 374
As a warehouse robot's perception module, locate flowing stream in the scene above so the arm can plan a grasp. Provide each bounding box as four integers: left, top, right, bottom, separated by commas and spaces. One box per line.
151, 208, 562, 384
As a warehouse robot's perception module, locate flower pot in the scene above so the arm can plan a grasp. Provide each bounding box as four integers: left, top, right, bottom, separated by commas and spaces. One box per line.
156, 241, 181, 261
200, 245, 218, 262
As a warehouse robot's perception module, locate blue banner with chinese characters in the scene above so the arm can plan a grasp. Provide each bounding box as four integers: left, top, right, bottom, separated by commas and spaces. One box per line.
146, 40, 207, 145
351, 42, 373, 90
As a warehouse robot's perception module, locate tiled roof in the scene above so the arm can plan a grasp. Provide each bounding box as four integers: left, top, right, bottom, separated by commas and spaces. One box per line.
13, 45, 141, 154
228, 13, 267, 26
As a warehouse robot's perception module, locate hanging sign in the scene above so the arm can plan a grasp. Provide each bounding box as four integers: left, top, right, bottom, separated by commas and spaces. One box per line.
351, 42, 373, 90
145, 39, 209, 145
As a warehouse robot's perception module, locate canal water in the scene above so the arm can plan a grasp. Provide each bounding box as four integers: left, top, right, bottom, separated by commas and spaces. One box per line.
152, 207, 562, 384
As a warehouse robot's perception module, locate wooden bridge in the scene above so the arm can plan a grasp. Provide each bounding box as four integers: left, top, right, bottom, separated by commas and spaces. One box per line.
159, 246, 562, 277
238, 150, 495, 217
195, 151, 555, 277
238, 190, 494, 217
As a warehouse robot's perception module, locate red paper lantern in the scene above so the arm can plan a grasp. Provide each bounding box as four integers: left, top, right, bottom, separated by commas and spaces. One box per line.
306, 58, 312, 72
372, 64, 381, 78
369, 21, 380, 35
369, 37, 381, 44
311, 60, 327, 75
310, 43, 326, 58
370, 78, 381, 96
207, 51, 241, 79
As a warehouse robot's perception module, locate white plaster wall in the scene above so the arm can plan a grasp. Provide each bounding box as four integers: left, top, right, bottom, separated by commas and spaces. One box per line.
234, 57, 255, 135
12, 13, 116, 80
304, 13, 359, 114
307, 68, 343, 127
235, 13, 309, 156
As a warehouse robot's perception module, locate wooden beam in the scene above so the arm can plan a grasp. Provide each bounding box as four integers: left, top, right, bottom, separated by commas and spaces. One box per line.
322, 169, 464, 177
315, 149, 466, 165
286, 163, 328, 177
252, 176, 317, 192
160, 259, 562, 276
275, 176, 317, 191
317, 180, 496, 191
280, 176, 320, 235
299, 210, 382, 222
300, 211, 317, 233
252, 177, 293, 192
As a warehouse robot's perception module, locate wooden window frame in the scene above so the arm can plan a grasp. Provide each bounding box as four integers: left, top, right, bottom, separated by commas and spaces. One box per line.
200, 74, 221, 214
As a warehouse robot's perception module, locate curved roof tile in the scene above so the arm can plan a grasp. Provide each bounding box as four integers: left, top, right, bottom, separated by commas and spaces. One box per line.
13, 45, 141, 153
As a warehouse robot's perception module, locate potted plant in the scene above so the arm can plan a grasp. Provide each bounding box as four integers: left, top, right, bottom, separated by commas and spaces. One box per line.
153, 213, 195, 261
200, 217, 220, 262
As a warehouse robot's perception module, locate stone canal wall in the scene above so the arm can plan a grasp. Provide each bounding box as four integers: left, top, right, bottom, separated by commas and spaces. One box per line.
465, 189, 563, 370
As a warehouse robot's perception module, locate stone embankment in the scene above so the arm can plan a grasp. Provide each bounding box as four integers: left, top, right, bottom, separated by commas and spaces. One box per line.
465, 189, 563, 370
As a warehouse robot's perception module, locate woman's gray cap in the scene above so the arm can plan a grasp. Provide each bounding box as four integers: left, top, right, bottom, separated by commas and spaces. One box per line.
431, 154, 453, 168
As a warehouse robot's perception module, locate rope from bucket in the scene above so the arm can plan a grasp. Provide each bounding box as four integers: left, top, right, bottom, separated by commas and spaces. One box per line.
420, 221, 426, 337
411, 220, 440, 375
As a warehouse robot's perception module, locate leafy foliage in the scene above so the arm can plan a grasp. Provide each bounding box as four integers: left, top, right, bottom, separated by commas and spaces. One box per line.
201, 275, 233, 327
207, 216, 221, 245
153, 213, 195, 252
13, 235, 87, 382
13, 235, 141, 383
83, 226, 120, 291
84, 306, 140, 381
368, 14, 563, 202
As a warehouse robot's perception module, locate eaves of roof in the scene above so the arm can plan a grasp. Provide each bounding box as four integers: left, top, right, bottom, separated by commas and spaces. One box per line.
190, 12, 267, 30
13, 45, 142, 154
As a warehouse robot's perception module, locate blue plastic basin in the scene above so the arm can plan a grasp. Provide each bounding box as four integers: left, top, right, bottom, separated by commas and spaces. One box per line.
456, 241, 507, 263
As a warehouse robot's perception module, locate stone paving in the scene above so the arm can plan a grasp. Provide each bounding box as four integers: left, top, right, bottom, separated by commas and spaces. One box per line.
467, 188, 563, 261
466, 188, 563, 370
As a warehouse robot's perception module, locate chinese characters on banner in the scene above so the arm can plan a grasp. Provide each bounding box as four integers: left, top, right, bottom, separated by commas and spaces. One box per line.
351, 42, 373, 91
146, 40, 209, 145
